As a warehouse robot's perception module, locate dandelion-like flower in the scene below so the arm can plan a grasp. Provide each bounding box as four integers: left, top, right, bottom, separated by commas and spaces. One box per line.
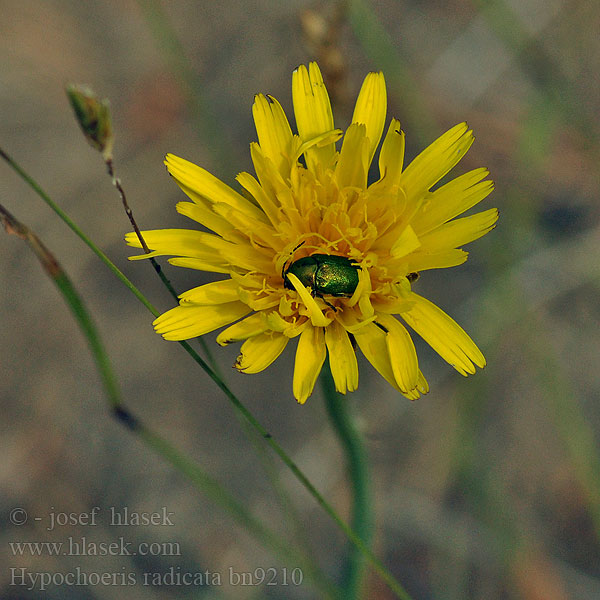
127, 63, 497, 403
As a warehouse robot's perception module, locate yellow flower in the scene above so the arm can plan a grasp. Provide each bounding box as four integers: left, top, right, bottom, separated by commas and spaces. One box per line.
126, 63, 497, 403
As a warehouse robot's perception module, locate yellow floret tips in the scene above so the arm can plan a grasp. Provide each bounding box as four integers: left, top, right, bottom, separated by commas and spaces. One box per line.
127, 62, 496, 403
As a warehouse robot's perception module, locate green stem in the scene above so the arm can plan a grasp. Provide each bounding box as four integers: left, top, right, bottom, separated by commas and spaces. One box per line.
322, 362, 373, 599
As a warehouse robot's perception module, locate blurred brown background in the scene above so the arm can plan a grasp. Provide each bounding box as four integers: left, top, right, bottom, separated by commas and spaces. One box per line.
1, 1, 599, 598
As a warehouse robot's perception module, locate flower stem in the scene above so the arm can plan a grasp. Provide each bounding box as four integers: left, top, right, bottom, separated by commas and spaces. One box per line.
322, 362, 373, 599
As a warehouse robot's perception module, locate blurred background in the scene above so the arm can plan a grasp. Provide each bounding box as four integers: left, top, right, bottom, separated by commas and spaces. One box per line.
1, 0, 599, 598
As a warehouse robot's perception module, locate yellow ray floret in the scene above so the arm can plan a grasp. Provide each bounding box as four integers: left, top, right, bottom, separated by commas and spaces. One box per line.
324, 320, 359, 395
294, 326, 327, 404
236, 333, 289, 374
153, 302, 250, 341
128, 62, 496, 403
292, 62, 336, 171
401, 294, 486, 376
351, 71, 387, 163
252, 94, 293, 178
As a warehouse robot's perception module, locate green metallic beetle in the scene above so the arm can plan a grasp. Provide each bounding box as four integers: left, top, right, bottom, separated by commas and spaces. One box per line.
282, 253, 361, 301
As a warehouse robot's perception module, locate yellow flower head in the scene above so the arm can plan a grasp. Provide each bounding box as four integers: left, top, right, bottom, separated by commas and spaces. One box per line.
126, 63, 497, 403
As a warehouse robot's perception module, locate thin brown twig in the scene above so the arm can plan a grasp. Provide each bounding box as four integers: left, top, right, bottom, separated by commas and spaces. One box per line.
105, 156, 222, 374
106, 158, 150, 253
105, 157, 179, 301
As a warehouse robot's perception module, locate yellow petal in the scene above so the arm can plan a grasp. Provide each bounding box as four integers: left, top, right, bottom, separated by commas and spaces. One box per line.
401, 293, 485, 375
266, 311, 309, 338
358, 289, 375, 319
164, 154, 268, 223
417, 208, 498, 251
417, 371, 429, 394
252, 94, 294, 178
248, 143, 309, 234
378, 118, 405, 187
353, 321, 428, 400
293, 325, 326, 403
153, 302, 250, 341
335, 123, 369, 189
125, 229, 231, 261
178, 279, 239, 305
236, 333, 289, 373
353, 322, 401, 393
351, 71, 387, 164
294, 128, 343, 162
403, 249, 469, 273
216, 312, 268, 346
324, 320, 358, 394
390, 224, 421, 259
376, 314, 419, 393
372, 294, 415, 316
208, 238, 274, 274
292, 62, 336, 171
237, 288, 280, 312
168, 257, 229, 273
403, 370, 429, 400
236, 170, 281, 228
249, 141, 288, 196
346, 266, 371, 308
411, 168, 494, 235
400, 123, 474, 204
175, 201, 237, 240
285, 272, 332, 327
211, 201, 283, 253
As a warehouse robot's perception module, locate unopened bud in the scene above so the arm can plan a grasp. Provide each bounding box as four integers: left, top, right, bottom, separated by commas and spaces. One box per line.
66, 84, 114, 160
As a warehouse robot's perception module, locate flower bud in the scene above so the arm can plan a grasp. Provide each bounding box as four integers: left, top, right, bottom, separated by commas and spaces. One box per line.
66, 84, 114, 160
